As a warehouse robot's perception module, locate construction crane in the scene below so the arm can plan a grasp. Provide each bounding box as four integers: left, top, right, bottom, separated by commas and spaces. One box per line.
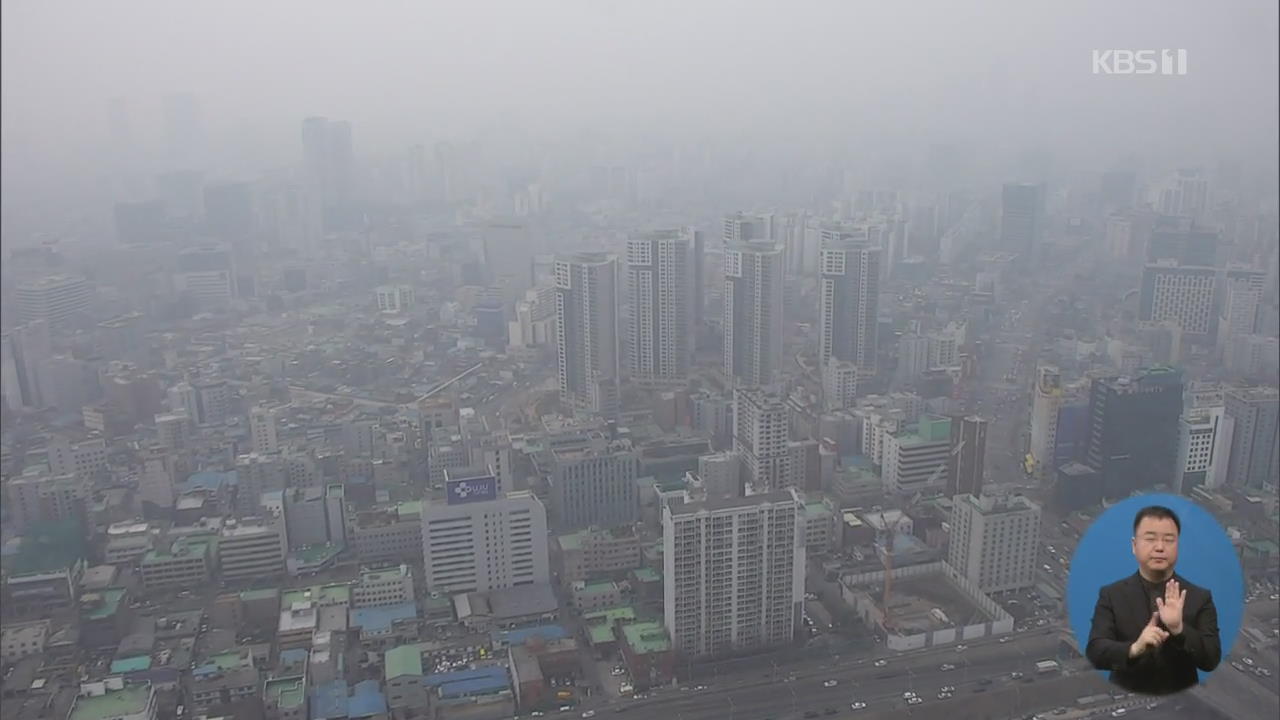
881, 439, 966, 631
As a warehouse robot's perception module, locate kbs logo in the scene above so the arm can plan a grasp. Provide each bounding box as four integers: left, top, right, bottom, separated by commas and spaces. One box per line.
1092, 49, 1188, 75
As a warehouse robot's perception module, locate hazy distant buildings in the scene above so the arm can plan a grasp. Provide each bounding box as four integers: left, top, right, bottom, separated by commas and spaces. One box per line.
723, 241, 784, 387
733, 388, 813, 493
555, 253, 620, 415
113, 199, 170, 245
1083, 368, 1184, 500
1139, 262, 1216, 339
1, 321, 52, 409
1175, 404, 1233, 494
999, 182, 1044, 263
14, 275, 93, 327
375, 285, 415, 314
1029, 365, 1065, 481
174, 246, 236, 308
626, 229, 695, 387
1150, 168, 1209, 221
302, 116, 356, 227
203, 182, 254, 242
947, 415, 988, 498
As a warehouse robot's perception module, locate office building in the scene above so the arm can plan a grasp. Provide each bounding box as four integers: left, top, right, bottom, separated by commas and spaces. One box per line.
999, 182, 1044, 263
375, 285, 415, 313
282, 485, 347, 551
1029, 365, 1065, 481
1, 320, 52, 409
1139, 261, 1217, 338
353, 565, 415, 608
947, 415, 988, 498
14, 274, 93, 327
948, 493, 1041, 593
555, 253, 620, 415
626, 229, 695, 387
250, 405, 281, 454
174, 246, 237, 308
1083, 367, 1184, 500
663, 488, 805, 660
1223, 386, 1279, 492
302, 116, 355, 226
218, 516, 287, 581
819, 234, 880, 372
556, 526, 642, 583
420, 479, 549, 595
549, 437, 639, 531
1151, 168, 1209, 221
822, 360, 860, 411
723, 241, 785, 387
1175, 405, 1233, 494
722, 212, 776, 245
169, 378, 231, 427
349, 502, 425, 566
882, 415, 952, 495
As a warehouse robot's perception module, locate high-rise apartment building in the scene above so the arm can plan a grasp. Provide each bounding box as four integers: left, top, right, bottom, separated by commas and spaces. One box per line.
999, 182, 1045, 263
818, 234, 880, 373
302, 116, 355, 227
1175, 404, 1233, 494
420, 479, 549, 595
948, 493, 1041, 593
626, 229, 695, 387
1029, 365, 1064, 481
1139, 261, 1217, 339
663, 488, 804, 660
723, 241, 784, 387
733, 388, 810, 493
555, 253, 620, 415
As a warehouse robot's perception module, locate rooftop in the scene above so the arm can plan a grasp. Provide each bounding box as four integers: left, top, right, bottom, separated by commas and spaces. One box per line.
668, 488, 800, 516
281, 583, 351, 608
360, 564, 409, 584
493, 624, 568, 647
68, 684, 152, 720
631, 567, 660, 583
384, 644, 424, 680
424, 666, 511, 699
620, 621, 671, 654
109, 655, 152, 673
265, 676, 307, 709
82, 588, 128, 620
350, 602, 417, 632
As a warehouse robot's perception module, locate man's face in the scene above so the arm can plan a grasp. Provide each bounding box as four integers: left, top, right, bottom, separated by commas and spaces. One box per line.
1132, 516, 1180, 575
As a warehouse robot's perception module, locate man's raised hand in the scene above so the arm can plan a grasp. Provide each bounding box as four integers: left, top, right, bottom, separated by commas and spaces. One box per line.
1129, 611, 1170, 658
1156, 579, 1187, 634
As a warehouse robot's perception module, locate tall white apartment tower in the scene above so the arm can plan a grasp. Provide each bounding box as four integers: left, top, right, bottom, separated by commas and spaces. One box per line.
819, 235, 880, 373
555, 253, 620, 414
663, 488, 805, 660
1029, 365, 1064, 481
723, 241, 785, 387
626, 229, 695, 387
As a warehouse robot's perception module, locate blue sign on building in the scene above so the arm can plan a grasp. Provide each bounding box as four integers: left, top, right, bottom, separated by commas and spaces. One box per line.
446, 475, 498, 505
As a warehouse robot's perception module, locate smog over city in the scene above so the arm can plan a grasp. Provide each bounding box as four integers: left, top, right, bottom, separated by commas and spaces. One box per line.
0, 2, 1277, 720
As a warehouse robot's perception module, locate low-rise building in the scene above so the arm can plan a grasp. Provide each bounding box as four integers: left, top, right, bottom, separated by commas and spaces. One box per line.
350, 501, 425, 566
349, 602, 419, 652
218, 516, 287, 581
555, 525, 642, 583
139, 538, 211, 590
0, 620, 49, 663
383, 645, 428, 714
264, 675, 307, 720
570, 580, 624, 611
617, 621, 674, 690
68, 678, 157, 720
353, 565, 414, 608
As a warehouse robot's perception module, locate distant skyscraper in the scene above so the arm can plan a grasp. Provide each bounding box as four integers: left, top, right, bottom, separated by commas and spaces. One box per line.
203, 182, 255, 242
1223, 386, 1279, 492
723, 241, 784, 387
0, 321, 52, 409
999, 182, 1044, 263
1152, 169, 1209, 221
947, 415, 988, 498
555, 253, 620, 415
722, 211, 775, 245
174, 246, 236, 308
663, 488, 804, 660
1083, 368, 1184, 500
626, 229, 695, 387
302, 116, 356, 227
14, 275, 94, 328
1174, 405, 1233, 494
818, 232, 881, 378
113, 199, 170, 245
1139, 262, 1216, 339
162, 93, 205, 170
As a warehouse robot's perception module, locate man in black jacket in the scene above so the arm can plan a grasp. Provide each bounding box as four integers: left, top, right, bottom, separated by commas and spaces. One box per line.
1085, 505, 1222, 695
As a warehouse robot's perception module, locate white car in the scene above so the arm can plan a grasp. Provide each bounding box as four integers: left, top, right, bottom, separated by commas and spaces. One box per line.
823, 680, 838, 688
941, 686, 955, 693
850, 702, 867, 710
907, 697, 923, 705
1242, 657, 1255, 666
940, 664, 956, 671
581, 712, 596, 719
902, 691, 917, 699
954, 644, 967, 652
1110, 710, 1127, 718
874, 659, 888, 667
999, 636, 1012, 643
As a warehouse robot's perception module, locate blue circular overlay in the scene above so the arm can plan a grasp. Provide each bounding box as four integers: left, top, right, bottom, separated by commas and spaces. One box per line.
1066, 493, 1244, 685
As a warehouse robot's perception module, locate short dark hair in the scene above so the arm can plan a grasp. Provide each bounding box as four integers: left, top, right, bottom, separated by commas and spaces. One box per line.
1133, 505, 1181, 535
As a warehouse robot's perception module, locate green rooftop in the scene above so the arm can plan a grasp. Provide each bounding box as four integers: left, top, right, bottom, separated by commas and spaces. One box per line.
291, 543, 342, 566
396, 500, 423, 518
632, 568, 660, 583
583, 606, 637, 624
361, 565, 409, 584
240, 588, 279, 602
142, 537, 210, 564
588, 624, 616, 645
82, 588, 127, 621
804, 501, 832, 518
205, 650, 253, 671
110, 655, 152, 673
264, 676, 306, 709
69, 684, 152, 720
385, 644, 424, 680
557, 532, 583, 552
2, 519, 84, 575
281, 583, 350, 608
620, 621, 670, 654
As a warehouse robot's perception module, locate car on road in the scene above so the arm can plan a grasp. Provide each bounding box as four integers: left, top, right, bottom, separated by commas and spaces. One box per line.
850, 702, 867, 710
939, 664, 956, 671
954, 644, 967, 652
823, 680, 838, 688
1010, 672, 1024, 679
907, 697, 923, 705
937, 692, 953, 699
1231, 661, 1247, 672
940, 686, 955, 692
999, 636, 1011, 643
874, 659, 888, 667
1110, 710, 1127, 718
581, 712, 596, 719
1241, 657, 1255, 666
902, 691, 916, 699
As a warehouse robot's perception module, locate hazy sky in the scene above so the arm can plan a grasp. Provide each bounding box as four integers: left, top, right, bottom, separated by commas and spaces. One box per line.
2, 0, 1277, 174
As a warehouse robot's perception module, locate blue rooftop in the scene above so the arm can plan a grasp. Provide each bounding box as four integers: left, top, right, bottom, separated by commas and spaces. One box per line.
423, 666, 511, 699
279, 648, 310, 669
181, 469, 238, 492
348, 680, 388, 718
350, 602, 417, 632
310, 680, 348, 720
492, 624, 568, 647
